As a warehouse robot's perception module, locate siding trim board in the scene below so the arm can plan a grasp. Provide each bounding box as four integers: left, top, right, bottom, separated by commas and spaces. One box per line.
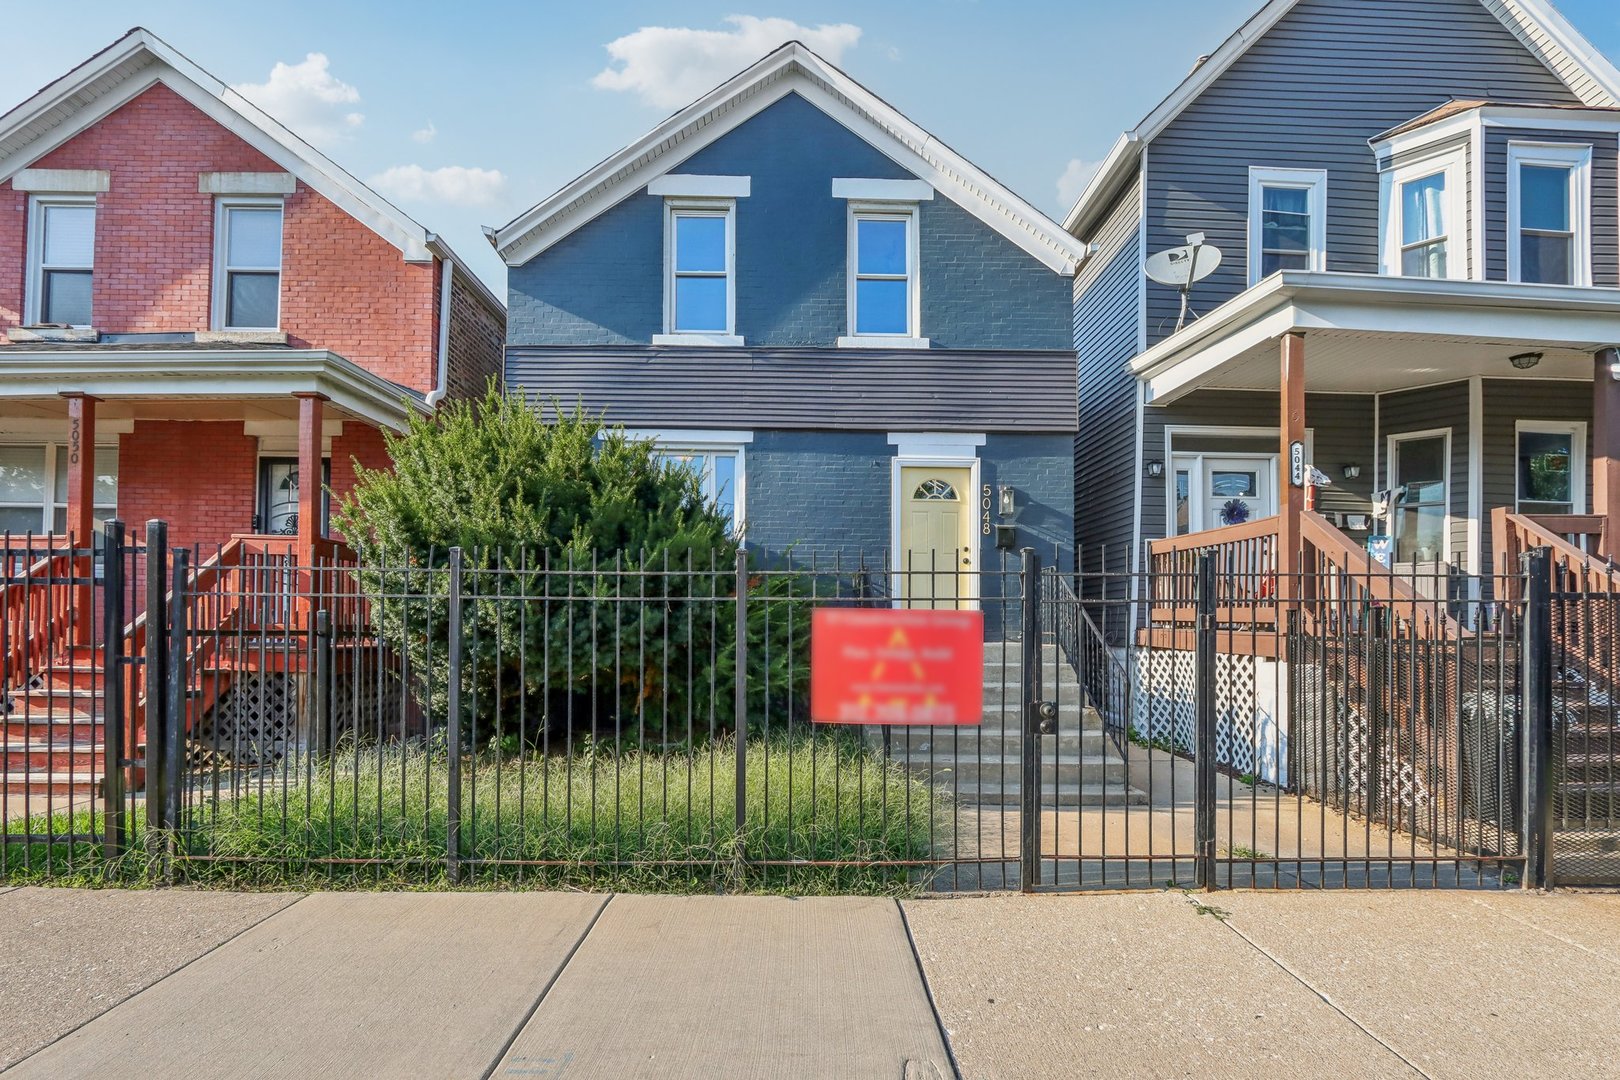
506, 345, 1077, 433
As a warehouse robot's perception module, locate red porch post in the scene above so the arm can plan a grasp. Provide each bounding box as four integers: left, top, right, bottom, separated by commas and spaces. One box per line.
61, 392, 97, 646
1278, 333, 1306, 607
293, 392, 326, 567
1595, 347, 1620, 559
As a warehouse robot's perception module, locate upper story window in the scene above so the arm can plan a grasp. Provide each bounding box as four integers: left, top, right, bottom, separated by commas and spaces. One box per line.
213, 199, 284, 330
27, 197, 96, 327
656, 200, 739, 346
1247, 167, 1327, 285
1380, 149, 1465, 280
837, 203, 927, 348
1508, 143, 1591, 286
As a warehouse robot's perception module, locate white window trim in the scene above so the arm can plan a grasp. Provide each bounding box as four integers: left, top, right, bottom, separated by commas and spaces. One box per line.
646, 174, 750, 199
659, 197, 740, 346
0, 440, 119, 534
25, 194, 96, 327
1506, 141, 1592, 287
633, 430, 749, 537
212, 196, 284, 331
832, 178, 934, 202
1514, 419, 1587, 515
844, 200, 924, 347
1379, 147, 1468, 280
1385, 427, 1453, 565
1247, 167, 1328, 286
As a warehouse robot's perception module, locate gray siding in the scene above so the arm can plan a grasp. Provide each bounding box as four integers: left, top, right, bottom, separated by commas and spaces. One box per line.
1145, 0, 1582, 347
1074, 177, 1142, 574
506, 346, 1077, 432
1381, 381, 1471, 565
1138, 390, 1375, 542
1483, 127, 1620, 285
1480, 377, 1593, 573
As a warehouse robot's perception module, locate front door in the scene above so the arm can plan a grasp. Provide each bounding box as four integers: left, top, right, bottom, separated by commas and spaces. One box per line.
898, 465, 972, 608
256, 457, 331, 536
1199, 457, 1274, 532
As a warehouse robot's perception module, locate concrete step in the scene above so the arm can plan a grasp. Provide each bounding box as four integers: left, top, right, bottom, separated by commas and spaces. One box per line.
951, 781, 1150, 808
922, 754, 1129, 788
891, 728, 1109, 756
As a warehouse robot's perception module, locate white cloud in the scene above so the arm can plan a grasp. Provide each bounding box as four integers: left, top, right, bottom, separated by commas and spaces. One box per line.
592, 16, 862, 108
233, 53, 363, 148
411, 121, 437, 144
1056, 158, 1101, 208
369, 164, 507, 207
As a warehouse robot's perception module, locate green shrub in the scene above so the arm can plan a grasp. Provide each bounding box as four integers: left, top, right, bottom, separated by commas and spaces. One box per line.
333, 386, 807, 744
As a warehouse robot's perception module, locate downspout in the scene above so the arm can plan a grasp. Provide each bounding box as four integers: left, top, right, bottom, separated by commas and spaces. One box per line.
425, 253, 454, 408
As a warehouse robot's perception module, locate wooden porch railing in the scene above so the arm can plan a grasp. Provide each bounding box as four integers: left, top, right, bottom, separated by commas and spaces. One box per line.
1147, 516, 1280, 626
0, 537, 77, 691
1493, 509, 1617, 600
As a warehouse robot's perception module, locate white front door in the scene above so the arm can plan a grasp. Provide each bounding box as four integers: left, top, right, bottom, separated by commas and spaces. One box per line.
1173, 454, 1277, 535
898, 465, 973, 608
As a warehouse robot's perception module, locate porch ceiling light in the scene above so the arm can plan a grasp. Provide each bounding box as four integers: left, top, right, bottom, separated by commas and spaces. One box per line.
1510, 351, 1543, 371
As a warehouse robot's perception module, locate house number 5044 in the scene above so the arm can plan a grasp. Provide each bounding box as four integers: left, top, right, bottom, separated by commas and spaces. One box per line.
981, 485, 993, 536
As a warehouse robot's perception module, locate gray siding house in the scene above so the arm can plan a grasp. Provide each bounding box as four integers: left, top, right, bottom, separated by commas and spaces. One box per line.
490, 43, 1085, 606
1069, 0, 1620, 598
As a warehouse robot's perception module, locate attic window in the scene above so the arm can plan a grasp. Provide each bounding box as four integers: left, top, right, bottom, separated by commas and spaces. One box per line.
213, 199, 283, 330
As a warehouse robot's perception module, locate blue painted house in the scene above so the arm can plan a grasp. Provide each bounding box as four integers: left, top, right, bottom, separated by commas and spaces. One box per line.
489, 43, 1085, 604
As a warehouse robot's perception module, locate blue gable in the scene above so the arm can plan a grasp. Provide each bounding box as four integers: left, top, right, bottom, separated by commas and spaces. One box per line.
506, 92, 1071, 351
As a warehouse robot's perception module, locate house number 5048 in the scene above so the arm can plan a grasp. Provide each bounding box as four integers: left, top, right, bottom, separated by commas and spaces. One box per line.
981, 485, 993, 536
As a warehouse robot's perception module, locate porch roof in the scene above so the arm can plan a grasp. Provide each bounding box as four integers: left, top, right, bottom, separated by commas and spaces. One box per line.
1132, 272, 1620, 404
0, 346, 426, 431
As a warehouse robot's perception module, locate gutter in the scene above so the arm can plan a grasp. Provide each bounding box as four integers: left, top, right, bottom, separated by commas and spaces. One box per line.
427, 254, 453, 408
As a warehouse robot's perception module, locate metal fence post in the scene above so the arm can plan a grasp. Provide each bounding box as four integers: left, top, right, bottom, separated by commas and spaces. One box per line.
1194, 553, 1218, 890
101, 519, 126, 868
1522, 547, 1554, 890
143, 520, 169, 860
313, 608, 333, 757
445, 547, 464, 884
734, 547, 749, 865
1019, 547, 1042, 893
163, 545, 188, 876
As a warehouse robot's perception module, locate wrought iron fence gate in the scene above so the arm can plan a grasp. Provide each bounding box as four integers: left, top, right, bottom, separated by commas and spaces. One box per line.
7, 521, 1619, 892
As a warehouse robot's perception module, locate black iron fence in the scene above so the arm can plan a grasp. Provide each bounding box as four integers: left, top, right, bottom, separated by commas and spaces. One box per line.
5, 521, 1618, 892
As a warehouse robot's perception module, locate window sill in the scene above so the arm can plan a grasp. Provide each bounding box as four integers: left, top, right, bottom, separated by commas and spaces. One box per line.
198, 329, 289, 345
9, 326, 99, 343
652, 334, 745, 347
837, 336, 930, 350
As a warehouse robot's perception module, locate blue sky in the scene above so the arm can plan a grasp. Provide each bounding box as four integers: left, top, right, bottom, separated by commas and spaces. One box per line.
3, 0, 1618, 291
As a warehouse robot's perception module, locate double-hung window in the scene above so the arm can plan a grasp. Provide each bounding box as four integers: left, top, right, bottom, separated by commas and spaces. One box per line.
1247, 168, 1327, 284
213, 199, 284, 330
27, 197, 96, 327
1381, 149, 1465, 280
848, 207, 919, 339
1508, 143, 1590, 286
659, 201, 738, 345
1516, 422, 1586, 516
0, 443, 118, 536
632, 429, 751, 535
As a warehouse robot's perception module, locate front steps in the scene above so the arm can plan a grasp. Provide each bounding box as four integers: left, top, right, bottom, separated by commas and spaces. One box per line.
887, 640, 1146, 807
2, 645, 112, 813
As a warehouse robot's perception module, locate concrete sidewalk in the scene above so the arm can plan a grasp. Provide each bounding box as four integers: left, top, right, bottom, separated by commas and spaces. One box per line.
3, 886, 1617, 1078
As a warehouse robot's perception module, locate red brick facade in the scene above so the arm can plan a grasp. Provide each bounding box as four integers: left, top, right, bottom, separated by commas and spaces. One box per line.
0, 79, 504, 554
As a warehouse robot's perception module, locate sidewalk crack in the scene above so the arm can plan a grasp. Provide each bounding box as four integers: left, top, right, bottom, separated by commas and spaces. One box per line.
479, 892, 613, 1080
1193, 898, 1433, 1080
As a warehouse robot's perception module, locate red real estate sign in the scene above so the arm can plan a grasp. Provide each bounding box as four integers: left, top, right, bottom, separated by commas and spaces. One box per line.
810, 608, 984, 726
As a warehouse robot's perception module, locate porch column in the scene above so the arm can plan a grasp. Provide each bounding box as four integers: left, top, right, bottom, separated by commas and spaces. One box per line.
293, 392, 326, 566
1278, 332, 1306, 606
1595, 347, 1620, 559
61, 392, 98, 646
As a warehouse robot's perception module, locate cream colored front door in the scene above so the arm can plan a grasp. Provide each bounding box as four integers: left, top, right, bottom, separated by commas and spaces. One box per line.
898, 465, 973, 608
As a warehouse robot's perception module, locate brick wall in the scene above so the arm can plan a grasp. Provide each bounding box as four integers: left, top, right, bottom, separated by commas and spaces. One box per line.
445, 273, 505, 400
328, 423, 392, 514
116, 420, 259, 552
0, 82, 438, 390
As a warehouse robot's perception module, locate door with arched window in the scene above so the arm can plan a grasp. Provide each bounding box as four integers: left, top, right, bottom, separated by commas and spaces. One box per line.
898, 465, 973, 608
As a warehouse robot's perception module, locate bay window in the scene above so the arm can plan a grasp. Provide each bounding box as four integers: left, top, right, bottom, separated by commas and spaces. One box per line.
1508, 143, 1590, 286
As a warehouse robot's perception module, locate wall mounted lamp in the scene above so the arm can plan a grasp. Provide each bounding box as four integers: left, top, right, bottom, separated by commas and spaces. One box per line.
1341, 464, 1362, 480
1144, 460, 1165, 479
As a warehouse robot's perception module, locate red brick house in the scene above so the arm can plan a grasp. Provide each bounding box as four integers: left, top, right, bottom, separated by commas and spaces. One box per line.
0, 27, 504, 562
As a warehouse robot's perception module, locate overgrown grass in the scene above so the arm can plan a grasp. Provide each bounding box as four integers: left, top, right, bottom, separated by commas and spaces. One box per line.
5, 736, 942, 895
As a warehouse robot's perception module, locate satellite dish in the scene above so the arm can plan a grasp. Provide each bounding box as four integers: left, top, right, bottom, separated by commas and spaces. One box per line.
1145, 240, 1223, 287
1144, 232, 1223, 332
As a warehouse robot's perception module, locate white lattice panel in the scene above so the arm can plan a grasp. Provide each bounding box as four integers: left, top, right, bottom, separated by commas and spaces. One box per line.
1130, 649, 1283, 783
